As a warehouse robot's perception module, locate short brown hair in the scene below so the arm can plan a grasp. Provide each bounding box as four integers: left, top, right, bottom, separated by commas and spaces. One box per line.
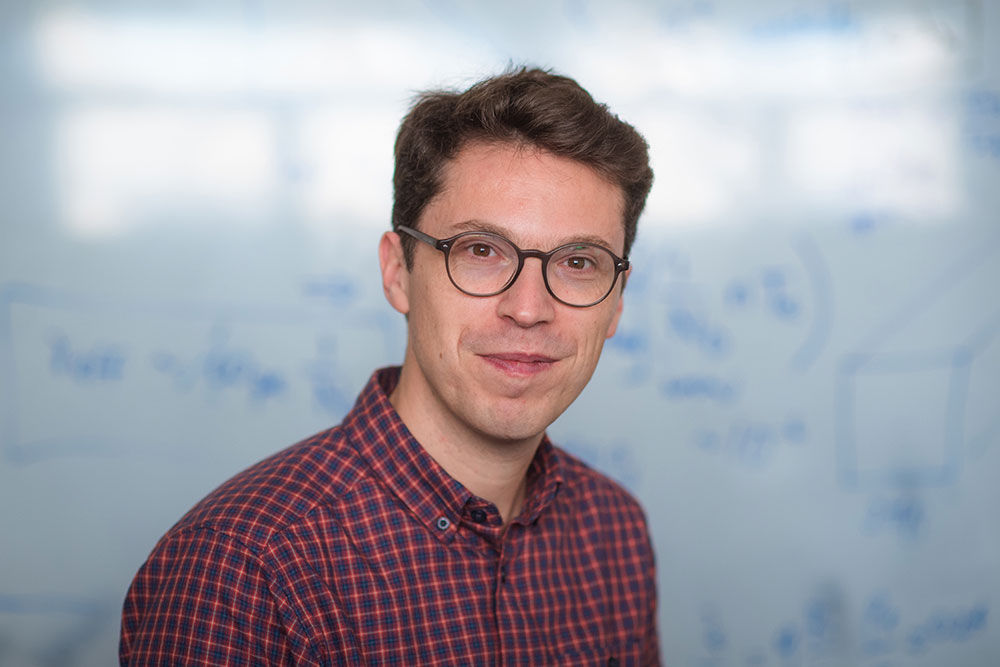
391, 67, 653, 266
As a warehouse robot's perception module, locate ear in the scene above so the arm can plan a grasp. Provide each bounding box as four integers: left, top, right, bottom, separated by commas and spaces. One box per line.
379, 231, 410, 315
604, 265, 630, 339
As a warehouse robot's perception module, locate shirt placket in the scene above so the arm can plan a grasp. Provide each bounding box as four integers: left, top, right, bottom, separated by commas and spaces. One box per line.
492, 522, 529, 667
493, 539, 508, 667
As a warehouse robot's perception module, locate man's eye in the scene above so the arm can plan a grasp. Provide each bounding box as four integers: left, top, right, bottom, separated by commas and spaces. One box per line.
565, 256, 594, 270
471, 244, 494, 257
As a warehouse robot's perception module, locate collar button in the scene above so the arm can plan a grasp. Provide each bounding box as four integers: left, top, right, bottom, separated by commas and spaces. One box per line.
470, 509, 488, 524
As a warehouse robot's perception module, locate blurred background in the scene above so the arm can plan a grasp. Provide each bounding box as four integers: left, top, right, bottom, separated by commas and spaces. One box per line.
1, 0, 998, 665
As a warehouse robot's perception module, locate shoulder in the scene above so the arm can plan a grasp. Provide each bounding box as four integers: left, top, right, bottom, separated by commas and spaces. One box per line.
163, 424, 364, 553
552, 445, 650, 532
546, 445, 658, 602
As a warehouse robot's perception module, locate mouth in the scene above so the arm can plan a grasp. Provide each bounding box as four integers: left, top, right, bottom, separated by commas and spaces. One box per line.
479, 353, 559, 376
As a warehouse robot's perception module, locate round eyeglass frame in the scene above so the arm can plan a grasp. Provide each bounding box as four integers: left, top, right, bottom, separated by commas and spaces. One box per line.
396, 225, 630, 308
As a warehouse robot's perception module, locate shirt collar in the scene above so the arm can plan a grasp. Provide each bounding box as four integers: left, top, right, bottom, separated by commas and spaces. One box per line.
342, 367, 564, 543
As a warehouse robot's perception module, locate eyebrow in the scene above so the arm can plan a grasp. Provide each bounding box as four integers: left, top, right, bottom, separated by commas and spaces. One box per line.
450, 219, 621, 254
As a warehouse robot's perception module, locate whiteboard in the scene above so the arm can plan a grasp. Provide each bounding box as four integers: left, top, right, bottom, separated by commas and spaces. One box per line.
1, 1, 998, 665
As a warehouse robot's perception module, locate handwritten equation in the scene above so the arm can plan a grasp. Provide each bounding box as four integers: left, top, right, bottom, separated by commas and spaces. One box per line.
694, 592, 990, 666
0, 283, 402, 465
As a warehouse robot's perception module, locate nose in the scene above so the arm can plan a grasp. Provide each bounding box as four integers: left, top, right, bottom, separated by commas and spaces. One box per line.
495, 258, 556, 327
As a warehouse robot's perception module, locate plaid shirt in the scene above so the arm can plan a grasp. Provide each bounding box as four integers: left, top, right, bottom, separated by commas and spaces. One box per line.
120, 367, 660, 666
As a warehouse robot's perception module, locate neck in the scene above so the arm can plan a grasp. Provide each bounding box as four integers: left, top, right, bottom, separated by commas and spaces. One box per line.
390, 365, 541, 524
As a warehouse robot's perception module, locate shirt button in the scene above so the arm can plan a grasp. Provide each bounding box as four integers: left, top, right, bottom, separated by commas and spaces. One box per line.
470, 509, 488, 524
435, 517, 451, 531
607, 658, 619, 667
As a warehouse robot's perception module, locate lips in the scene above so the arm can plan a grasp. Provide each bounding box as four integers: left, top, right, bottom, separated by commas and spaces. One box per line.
480, 352, 558, 376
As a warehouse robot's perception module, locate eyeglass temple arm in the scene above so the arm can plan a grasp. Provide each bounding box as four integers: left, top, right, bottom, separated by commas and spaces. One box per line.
396, 225, 440, 248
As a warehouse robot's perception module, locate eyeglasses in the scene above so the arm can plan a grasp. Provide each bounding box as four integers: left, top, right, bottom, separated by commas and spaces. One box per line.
397, 225, 629, 308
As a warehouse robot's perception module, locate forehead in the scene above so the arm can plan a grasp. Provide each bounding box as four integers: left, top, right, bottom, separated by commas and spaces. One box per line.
427, 141, 627, 252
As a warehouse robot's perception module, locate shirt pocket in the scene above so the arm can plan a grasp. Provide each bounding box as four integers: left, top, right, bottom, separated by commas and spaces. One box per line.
553, 637, 644, 666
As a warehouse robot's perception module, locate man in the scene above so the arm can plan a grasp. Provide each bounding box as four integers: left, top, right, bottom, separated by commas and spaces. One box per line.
121, 67, 658, 666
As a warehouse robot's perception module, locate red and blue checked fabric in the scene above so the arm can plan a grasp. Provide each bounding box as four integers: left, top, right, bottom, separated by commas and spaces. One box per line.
120, 367, 660, 666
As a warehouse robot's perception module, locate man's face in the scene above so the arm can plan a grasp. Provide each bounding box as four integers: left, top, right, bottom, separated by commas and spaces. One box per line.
381, 141, 628, 446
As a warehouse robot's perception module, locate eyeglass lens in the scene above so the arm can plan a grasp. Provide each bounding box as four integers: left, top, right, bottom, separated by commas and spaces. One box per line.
447, 233, 618, 306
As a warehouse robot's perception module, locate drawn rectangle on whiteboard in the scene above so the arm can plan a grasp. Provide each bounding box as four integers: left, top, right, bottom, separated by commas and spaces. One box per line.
841, 354, 963, 488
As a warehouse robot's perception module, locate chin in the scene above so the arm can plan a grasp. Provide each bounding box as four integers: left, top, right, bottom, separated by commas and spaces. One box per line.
481, 427, 545, 445
474, 402, 563, 444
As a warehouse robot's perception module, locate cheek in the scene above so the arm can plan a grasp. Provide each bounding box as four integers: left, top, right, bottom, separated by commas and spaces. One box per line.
580, 333, 608, 364
408, 284, 472, 360
580, 309, 620, 352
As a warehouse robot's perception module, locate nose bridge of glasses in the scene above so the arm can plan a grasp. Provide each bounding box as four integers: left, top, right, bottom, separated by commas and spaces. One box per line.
507, 247, 549, 288
512, 247, 563, 298
518, 246, 551, 268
